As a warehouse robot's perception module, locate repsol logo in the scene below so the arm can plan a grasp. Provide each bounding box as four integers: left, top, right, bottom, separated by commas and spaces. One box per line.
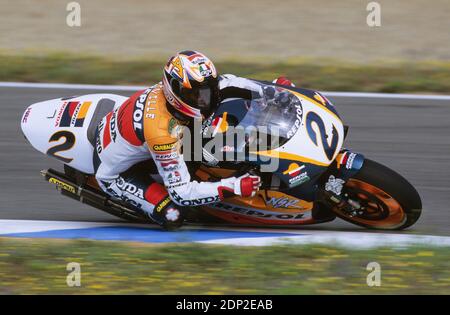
133, 88, 152, 132
287, 103, 303, 138
212, 203, 305, 220
170, 191, 219, 206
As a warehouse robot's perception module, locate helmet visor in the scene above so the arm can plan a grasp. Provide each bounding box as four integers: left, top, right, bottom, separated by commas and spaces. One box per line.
179, 79, 219, 117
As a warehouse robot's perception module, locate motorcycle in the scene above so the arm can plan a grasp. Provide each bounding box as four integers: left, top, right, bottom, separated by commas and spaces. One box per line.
20, 80, 422, 230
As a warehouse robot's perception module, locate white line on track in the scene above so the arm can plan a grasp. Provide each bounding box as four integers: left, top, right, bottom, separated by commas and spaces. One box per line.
199, 233, 450, 248
0, 81, 146, 91
1, 81, 450, 101
1, 220, 449, 248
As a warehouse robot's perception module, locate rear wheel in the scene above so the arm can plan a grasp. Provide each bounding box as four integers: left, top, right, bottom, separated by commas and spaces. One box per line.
331, 159, 422, 230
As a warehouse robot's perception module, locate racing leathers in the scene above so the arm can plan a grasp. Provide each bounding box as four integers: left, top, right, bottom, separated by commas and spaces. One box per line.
93, 74, 262, 227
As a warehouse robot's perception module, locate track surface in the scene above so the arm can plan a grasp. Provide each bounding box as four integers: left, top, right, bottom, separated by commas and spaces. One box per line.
1, 86, 449, 235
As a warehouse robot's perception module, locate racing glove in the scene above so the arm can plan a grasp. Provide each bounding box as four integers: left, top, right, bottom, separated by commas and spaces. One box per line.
272, 76, 296, 87
218, 173, 262, 199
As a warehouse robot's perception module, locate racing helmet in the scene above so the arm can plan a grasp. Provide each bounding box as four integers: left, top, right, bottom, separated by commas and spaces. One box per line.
162, 50, 220, 122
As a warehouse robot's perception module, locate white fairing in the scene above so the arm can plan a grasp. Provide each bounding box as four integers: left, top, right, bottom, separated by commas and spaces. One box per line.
280, 92, 344, 166
20, 94, 127, 174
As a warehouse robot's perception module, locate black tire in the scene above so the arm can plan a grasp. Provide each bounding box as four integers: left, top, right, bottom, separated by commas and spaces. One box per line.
332, 159, 422, 230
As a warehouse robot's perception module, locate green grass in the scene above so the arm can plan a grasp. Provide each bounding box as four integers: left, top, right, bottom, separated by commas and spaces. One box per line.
1, 53, 450, 93
0, 237, 449, 294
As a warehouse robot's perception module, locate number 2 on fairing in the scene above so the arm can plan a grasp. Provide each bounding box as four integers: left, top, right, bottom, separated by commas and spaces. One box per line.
305, 111, 339, 161
46, 130, 75, 163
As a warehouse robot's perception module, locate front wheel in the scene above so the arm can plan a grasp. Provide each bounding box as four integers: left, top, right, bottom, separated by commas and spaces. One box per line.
331, 159, 422, 230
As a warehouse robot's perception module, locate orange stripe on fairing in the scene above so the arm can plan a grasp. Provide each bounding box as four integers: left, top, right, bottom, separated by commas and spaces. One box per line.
251, 150, 329, 167
291, 91, 341, 122
77, 101, 92, 119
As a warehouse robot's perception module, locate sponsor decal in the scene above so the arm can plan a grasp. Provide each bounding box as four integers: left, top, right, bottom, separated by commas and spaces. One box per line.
153, 142, 177, 152
167, 171, 182, 185
170, 191, 219, 206
155, 152, 179, 160
325, 175, 345, 196
283, 163, 310, 187
168, 118, 177, 134
70, 103, 82, 126
96, 119, 105, 154
22, 107, 32, 123
54, 103, 67, 127
167, 182, 187, 189
161, 160, 178, 167
289, 173, 310, 187
185, 53, 217, 80
116, 178, 144, 199
339, 151, 357, 170
313, 91, 333, 107
58, 101, 91, 127
48, 178, 77, 194
163, 165, 178, 172
133, 88, 152, 132
345, 152, 356, 170
198, 63, 213, 77
155, 195, 171, 213
283, 163, 305, 177
314, 92, 327, 105
202, 115, 214, 136
110, 109, 118, 142
169, 56, 185, 82
286, 103, 303, 138
145, 87, 160, 120
210, 203, 308, 221
267, 197, 303, 209
165, 208, 180, 222
161, 160, 179, 172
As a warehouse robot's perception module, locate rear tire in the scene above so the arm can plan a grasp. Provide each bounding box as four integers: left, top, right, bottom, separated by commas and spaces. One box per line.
331, 159, 422, 230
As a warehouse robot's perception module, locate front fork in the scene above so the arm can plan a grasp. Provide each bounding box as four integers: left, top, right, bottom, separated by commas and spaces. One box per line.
319, 149, 365, 216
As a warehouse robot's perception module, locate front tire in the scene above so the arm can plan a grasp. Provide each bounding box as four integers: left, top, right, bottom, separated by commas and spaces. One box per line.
331, 159, 422, 230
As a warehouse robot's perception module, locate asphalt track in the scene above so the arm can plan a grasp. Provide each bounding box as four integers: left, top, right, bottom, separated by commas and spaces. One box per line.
1, 86, 449, 236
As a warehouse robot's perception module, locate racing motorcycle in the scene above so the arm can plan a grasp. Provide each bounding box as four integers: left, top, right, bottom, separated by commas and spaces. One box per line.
20, 80, 422, 230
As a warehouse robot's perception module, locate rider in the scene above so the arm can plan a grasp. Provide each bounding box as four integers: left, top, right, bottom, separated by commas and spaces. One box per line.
93, 50, 285, 229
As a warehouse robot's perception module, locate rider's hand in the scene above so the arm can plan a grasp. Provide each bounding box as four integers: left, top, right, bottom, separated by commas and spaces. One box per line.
235, 173, 262, 197
272, 76, 296, 87
218, 173, 262, 199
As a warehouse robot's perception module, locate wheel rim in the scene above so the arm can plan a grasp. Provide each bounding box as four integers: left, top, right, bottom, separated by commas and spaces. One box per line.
333, 179, 406, 228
